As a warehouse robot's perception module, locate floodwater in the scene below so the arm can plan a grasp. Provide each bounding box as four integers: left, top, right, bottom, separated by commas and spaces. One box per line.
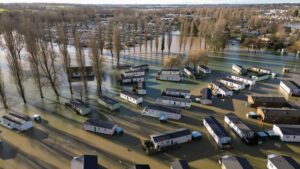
0, 34, 300, 169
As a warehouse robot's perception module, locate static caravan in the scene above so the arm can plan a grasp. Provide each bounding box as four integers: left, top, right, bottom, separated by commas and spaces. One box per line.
248, 66, 272, 75
219, 78, 246, 91
232, 64, 247, 75
184, 66, 197, 79
273, 124, 300, 142
71, 155, 98, 169
123, 70, 145, 77
250, 73, 270, 81
199, 88, 213, 105
130, 64, 149, 71
280, 80, 300, 96
133, 81, 147, 95
170, 160, 191, 169
83, 119, 118, 136
257, 107, 300, 124
247, 96, 290, 108
120, 90, 143, 105
267, 154, 300, 169
157, 69, 183, 82
155, 96, 192, 109
150, 128, 192, 149
120, 75, 145, 85
203, 116, 232, 149
231, 74, 256, 86
162, 88, 191, 99
210, 82, 233, 97
224, 113, 257, 144
197, 65, 211, 74
220, 156, 253, 169
65, 99, 91, 116
141, 104, 181, 120
97, 95, 120, 111
1, 112, 33, 131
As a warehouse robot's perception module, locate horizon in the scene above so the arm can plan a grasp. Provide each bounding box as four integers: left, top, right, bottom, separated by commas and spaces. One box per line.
1, 0, 300, 5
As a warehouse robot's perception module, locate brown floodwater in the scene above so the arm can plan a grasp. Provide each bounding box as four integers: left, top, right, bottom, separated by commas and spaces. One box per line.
0, 35, 299, 169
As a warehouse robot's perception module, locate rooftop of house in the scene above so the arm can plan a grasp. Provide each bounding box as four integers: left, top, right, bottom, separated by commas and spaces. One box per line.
258, 107, 300, 117
2, 112, 31, 125
100, 95, 119, 105
84, 119, 116, 129
157, 96, 192, 103
204, 116, 230, 138
146, 104, 181, 114
71, 155, 98, 169
131, 164, 151, 169
225, 113, 254, 134
221, 156, 253, 169
274, 124, 300, 136
165, 88, 191, 93
268, 154, 300, 169
121, 90, 142, 100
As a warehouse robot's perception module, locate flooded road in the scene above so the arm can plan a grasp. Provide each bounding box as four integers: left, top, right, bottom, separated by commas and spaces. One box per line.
0, 35, 300, 169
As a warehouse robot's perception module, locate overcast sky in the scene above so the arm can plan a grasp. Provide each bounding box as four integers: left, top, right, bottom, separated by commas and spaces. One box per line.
1, 0, 299, 4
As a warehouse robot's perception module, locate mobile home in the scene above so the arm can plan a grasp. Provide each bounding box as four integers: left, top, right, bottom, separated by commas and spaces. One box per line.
150, 128, 192, 149
280, 80, 300, 96
273, 124, 300, 142
155, 96, 192, 109
248, 66, 272, 75
203, 116, 232, 149
120, 75, 145, 85
83, 119, 118, 136
220, 156, 253, 169
267, 154, 300, 169
231, 74, 256, 86
162, 88, 191, 99
210, 82, 233, 97
247, 96, 290, 108
71, 155, 98, 169
184, 66, 197, 79
1, 112, 33, 131
197, 65, 211, 74
120, 90, 143, 105
224, 113, 258, 144
232, 64, 247, 75
133, 81, 147, 95
65, 99, 91, 116
123, 70, 145, 77
141, 104, 181, 120
156, 69, 184, 82
97, 95, 120, 111
219, 78, 246, 91
250, 73, 270, 81
257, 107, 300, 124
130, 64, 149, 71
199, 88, 213, 105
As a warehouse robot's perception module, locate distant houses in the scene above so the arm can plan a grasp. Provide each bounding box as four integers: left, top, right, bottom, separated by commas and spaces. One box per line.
273, 124, 300, 142
224, 113, 258, 144
257, 107, 300, 124
150, 128, 192, 149
170, 159, 191, 169
120, 90, 143, 105
162, 88, 191, 99
120, 75, 145, 85
129, 64, 149, 71
123, 70, 145, 77
247, 96, 290, 108
71, 155, 98, 169
97, 95, 120, 111
141, 104, 181, 120
65, 99, 91, 116
267, 154, 300, 169
248, 66, 272, 75
1, 112, 33, 132
219, 155, 253, 169
280, 80, 300, 96
83, 119, 119, 136
156, 96, 192, 109
203, 116, 232, 149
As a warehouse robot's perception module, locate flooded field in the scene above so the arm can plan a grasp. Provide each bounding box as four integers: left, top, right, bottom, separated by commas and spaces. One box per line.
0, 36, 300, 169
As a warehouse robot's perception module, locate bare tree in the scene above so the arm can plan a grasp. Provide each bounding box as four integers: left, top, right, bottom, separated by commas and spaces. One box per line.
57, 23, 73, 95
161, 31, 165, 55
163, 54, 183, 68
3, 30, 26, 103
25, 26, 44, 99
15, 32, 25, 60
187, 49, 208, 69
89, 32, 104, 96
97, 21, 105, 56
167, 22, 173, 55
0, 64, 8, 109
155, 20, 160, 55
113, 26, 121, 67
189, 19, 195, 51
